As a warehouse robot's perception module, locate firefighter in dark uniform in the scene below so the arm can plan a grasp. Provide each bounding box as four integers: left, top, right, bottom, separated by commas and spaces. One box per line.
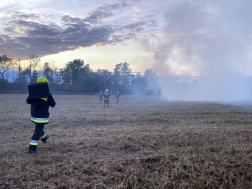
26, 77, 56, 153
115, 91, 120, 103
103, 89, 111, 108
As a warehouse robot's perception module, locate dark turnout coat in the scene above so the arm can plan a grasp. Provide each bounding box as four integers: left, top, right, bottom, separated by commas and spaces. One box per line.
26, 94, 56, 123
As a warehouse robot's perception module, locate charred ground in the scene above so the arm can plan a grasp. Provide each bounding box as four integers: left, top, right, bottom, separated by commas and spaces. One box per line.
0, 95, 252, 188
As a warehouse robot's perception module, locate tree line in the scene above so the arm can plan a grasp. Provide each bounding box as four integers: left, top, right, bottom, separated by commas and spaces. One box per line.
0, 55, 161, 95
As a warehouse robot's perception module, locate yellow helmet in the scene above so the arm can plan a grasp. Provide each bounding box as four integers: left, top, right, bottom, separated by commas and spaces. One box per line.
37, 77, 48, 83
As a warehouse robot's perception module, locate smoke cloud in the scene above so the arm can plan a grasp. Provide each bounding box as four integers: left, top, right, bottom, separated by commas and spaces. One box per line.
142, 0, 252, 101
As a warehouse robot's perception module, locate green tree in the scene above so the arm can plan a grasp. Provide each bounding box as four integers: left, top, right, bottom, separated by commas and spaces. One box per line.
60, 59, 84, 92
30, 71, 39, 83
19, 69, 30, 83
113, 62, 132, 85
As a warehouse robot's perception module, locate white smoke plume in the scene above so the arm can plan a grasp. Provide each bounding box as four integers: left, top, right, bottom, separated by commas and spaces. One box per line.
142, 0, 252, 101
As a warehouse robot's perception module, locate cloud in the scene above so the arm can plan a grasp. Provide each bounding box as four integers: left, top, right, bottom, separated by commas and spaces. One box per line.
0, 36, 4, 43
0, 13, 115, 58
2, 27, 15, 34
5, 11, 55, 24
143, 14, 156, 19
97, 2, 131, 11
133, 7, 143, 12
84, 10, 114, 24
84, 2, 131, 24
0, 34, 11, 40
146, 20, 157, 27
0, 0, 160, 59
61, 15, 83, 24
123, 21, 146, 31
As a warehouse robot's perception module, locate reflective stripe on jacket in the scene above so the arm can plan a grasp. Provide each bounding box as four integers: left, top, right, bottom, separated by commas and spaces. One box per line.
31, 117, 49, 123
26, 94, 56, 118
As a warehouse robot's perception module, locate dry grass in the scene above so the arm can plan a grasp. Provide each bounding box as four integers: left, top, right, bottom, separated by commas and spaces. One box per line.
0, 94, 252, 189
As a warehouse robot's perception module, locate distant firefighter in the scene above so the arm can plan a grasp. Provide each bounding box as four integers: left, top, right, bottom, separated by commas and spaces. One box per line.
26, 77, 56, 153
98, 91, 103, 101
115, 91, 120, 103
103, 89, 112, 108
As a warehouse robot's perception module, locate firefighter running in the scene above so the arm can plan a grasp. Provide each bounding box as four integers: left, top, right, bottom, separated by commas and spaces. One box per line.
115, 91, 120, 103
26, 77, 56, 153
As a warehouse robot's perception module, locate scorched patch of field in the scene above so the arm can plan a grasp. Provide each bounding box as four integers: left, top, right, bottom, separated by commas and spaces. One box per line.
0, 94, 252, 188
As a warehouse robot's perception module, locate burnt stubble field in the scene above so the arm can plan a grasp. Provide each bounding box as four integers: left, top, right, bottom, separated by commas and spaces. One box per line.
0, 94, 252, 189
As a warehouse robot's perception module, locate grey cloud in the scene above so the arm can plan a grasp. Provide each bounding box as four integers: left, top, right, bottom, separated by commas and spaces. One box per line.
129, 0, 143, 3
122, 33, 136, 40
0, 1, 150, 59
84, 2, 131, 24
0, 34, 11, 40
61, 15, 82, 23
120, 2, 131, 8
9, 11, 41, 20
147, 20, 158, 27
5, 11, 56, 24
0, 40, 28, 56
123, 21, 146, 31
3, 27, 15, 34
84, 10, 114, 23
13, 20, 59, 37
109, 33, 136, 44
144, 14, 156, 19
97, 2, 131, 11
1, 15, 115, 58
0, 37, 4, 43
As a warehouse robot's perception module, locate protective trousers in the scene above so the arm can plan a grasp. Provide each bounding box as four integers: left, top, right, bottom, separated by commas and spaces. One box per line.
29, 123, 47, 152
103, 99, 109, 107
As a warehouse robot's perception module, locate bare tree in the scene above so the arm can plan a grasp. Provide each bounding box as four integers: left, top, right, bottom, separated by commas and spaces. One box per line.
0, 55, 16, 81
16, 59, 22, 82
28, 55, 41, 71
41, 59, 59, 83
27, 55, 41, 83
48, 59, 58, 82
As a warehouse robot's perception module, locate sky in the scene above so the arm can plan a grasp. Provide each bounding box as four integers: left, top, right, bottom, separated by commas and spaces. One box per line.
1, 0, 252, 100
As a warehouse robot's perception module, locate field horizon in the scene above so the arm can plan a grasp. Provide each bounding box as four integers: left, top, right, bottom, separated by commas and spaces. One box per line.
0, 94, 252, 189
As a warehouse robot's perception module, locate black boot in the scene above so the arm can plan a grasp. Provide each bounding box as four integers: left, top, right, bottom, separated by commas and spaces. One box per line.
29, 145, 37, 153
41, 135, 49, 143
